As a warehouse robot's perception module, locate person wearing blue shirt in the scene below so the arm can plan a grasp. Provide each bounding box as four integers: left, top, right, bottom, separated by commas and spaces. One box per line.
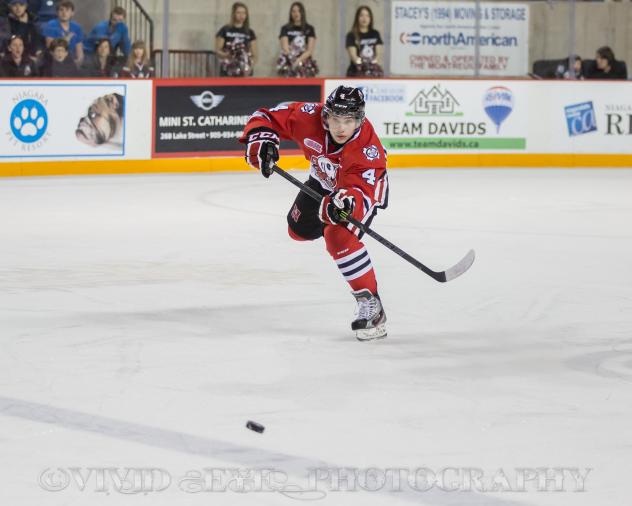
85, 6, 131, 60
42, 0, 83, 63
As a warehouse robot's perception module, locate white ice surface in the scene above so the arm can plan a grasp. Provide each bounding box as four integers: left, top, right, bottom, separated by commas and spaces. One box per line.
1, 168, 631, 506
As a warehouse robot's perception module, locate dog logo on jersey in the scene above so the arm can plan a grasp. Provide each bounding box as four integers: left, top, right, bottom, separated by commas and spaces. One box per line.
303, 137, 322, 153
363, 145, 380, 161
300, 103, 317, 115
311, 155, 339, 189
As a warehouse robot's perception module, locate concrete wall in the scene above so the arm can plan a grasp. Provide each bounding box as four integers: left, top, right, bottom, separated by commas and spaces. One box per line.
531, 1, 632, 67
135, 0, 632, 77
74, 0, 109, 35
139, 0, 389, 76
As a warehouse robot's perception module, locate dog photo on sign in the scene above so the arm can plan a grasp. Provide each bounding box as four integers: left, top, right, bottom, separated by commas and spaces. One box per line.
75, 93, 125, 150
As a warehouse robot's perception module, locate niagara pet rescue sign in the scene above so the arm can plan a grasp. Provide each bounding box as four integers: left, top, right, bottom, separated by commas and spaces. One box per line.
0, 82, 129, 159
392, 1, 529, 76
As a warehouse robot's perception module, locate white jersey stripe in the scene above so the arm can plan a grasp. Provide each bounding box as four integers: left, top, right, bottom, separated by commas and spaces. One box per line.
346, 221, 359, 236
374, 179, 382, 202
381, 176, 389, 205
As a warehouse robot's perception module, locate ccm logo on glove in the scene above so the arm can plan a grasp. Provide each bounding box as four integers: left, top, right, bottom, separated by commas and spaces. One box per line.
245, 130, 280, 177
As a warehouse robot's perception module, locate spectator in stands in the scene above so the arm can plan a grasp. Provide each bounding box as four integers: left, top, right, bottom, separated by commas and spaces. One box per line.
345, 5, 383, 77
0, 12, 10, 44
215, 2, 257, 76
1, 34, 38, 76
7, 0, 43, 57
277, 1, 318, 78
556, 54, 583, 80
40, 36, 79, 76
0, 0, 11, 16
0, 0, 51, 18
43, 0, 83, 64
84, 6, 131, 62
31, 0, 57, 29
586, 46, 628, 80
118, 40, 154, 78
81, 38, 114, 77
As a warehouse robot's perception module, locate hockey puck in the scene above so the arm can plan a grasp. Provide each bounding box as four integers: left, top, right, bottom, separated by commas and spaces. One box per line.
246, 420, 265, 433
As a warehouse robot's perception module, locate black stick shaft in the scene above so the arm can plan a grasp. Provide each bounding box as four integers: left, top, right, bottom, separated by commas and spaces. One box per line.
271, 165, 448, 282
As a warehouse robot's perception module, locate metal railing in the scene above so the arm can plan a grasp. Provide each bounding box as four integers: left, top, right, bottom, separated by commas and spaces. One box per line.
152, 50, 218, 78
112, 0, 154, 54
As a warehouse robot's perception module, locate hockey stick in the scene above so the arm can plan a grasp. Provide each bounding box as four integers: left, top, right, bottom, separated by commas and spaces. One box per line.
271, 165, 475, 283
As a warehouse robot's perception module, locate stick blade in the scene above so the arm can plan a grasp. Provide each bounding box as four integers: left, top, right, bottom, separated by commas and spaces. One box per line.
442, 249, 476, 282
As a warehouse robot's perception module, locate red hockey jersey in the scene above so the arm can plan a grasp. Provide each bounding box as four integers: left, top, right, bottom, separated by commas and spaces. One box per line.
241, 101, 389, 214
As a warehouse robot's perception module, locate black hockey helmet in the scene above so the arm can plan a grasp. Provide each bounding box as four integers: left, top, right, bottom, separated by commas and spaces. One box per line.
322, 85, 366, 128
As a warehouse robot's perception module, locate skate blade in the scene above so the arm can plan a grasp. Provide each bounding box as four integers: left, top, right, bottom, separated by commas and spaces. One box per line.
356, 324, 387, 341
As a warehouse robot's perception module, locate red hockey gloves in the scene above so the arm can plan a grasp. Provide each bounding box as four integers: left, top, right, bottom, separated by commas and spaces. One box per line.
245, 128, 280, 178
319, 188, 356, 225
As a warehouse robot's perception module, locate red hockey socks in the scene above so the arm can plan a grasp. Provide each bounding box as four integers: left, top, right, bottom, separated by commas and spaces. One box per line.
324, 225, 378, 294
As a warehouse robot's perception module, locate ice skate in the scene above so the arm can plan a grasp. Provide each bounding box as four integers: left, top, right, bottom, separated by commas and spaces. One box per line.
351, 289, 387, 341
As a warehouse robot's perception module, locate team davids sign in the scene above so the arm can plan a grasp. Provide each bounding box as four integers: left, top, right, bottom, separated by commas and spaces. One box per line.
326, 79, 632, 156
327, 79, 527, 153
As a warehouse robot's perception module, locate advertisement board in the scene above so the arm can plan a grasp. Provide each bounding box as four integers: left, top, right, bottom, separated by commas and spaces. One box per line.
325, 79, 529, 153
153, 79, 322, 157
530, 82, 632, 154
0, 80, 151, 160
391, 1, 529, 76
326, 79, 632, 155
1, 78, 631, 176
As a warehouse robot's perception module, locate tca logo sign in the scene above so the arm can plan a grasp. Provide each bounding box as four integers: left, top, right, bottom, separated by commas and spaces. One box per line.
564, 102, 597, 136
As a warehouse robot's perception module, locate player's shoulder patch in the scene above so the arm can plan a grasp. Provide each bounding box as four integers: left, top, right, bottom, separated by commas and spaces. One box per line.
300, 103, 318, 115
362, 144, 380, 162
303, 137, 323, 153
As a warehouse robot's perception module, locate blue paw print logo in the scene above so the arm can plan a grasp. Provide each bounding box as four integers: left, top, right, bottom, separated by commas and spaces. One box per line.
10, 99, 48, 143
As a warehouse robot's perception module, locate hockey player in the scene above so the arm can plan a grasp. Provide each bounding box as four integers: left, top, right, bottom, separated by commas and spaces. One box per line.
241, 86, 389, 340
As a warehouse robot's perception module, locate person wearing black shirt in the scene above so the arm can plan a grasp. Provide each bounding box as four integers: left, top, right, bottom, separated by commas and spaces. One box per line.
586, 46, 627, 80
215, 1, 257, 76
0, 12, 10, 42
81, 38, 115, 77
2, 34, 38, 76
277, 2, 318, 77
7, 0, 43, 57
40, 37, 79, 77
345, 5, 383, 77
